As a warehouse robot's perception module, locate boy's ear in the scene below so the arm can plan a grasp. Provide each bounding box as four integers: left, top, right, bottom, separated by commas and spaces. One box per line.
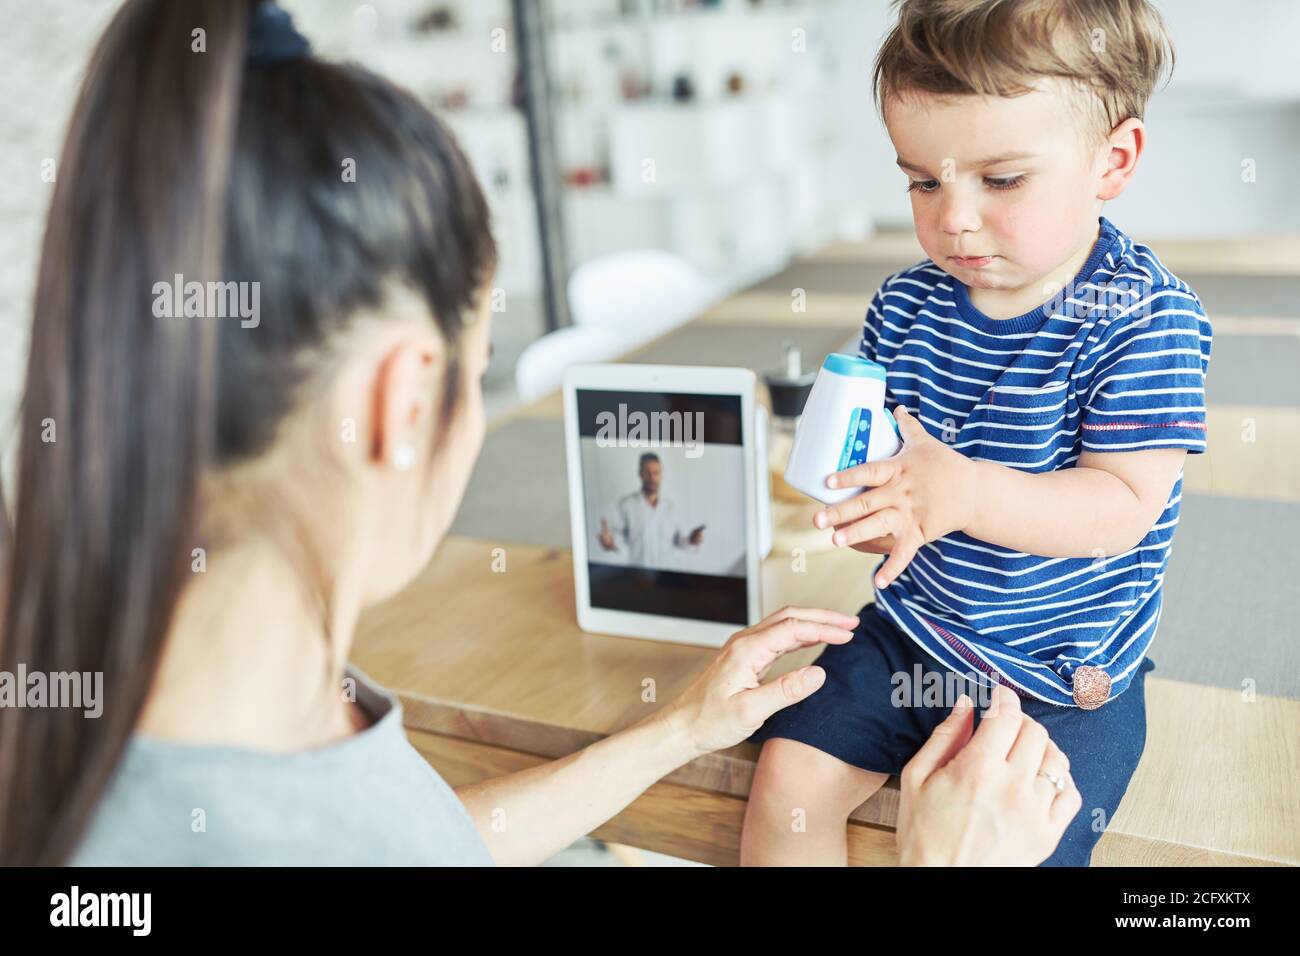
1096, 117, 1145, 201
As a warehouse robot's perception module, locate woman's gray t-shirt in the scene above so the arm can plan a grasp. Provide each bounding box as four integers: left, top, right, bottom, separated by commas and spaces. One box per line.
70, 666, 495, 865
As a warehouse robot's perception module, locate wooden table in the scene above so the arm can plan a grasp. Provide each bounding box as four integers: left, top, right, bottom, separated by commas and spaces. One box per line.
352, 299, 1300, 867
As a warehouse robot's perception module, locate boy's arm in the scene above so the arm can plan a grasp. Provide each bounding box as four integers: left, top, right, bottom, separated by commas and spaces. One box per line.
962, 448, 1187, 559
963, 288, 1210, 559
814, 406, 1191, 588
818, 287, 1211, 583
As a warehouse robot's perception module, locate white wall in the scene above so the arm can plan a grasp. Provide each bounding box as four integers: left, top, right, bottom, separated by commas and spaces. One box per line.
859, 0, 1300, 236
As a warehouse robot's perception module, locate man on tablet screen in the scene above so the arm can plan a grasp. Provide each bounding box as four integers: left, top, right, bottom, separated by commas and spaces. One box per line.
596, 453, 705, 570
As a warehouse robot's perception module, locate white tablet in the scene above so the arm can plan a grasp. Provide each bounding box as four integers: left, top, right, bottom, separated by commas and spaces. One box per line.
562, 364, 763, 647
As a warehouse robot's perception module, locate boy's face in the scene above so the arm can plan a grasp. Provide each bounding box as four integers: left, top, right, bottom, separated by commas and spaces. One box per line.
885, 82, 1108, 296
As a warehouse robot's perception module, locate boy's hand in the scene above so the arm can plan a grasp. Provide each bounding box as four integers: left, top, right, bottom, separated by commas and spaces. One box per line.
813, 405, 979, 587
832, 525, 895, 555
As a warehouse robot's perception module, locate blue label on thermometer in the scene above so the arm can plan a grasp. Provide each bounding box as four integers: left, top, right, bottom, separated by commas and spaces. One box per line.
837, 406, 873, 471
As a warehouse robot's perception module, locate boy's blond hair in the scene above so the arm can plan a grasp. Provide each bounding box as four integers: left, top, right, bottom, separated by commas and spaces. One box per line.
873, 0, 1175, 144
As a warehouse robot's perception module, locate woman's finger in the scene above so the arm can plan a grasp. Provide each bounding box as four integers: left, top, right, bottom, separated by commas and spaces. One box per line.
1049, 775, 1084, 832
965, 684, 1026, 763
1042, 738, 1070, 776
724, 605, 857, 649
738, 619, 856, 676
899, 693, 975, 790
1007, 712, 1051, 775
753, 605, 860, 631
1034, 742, 1073, 803
734, 665, 827, 728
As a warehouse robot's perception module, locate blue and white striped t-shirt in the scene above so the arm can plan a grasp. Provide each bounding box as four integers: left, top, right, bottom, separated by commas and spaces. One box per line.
861, 216, 1213, 707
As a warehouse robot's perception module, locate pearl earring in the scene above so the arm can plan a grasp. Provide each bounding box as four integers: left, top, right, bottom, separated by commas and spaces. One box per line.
392, 444, 416, 472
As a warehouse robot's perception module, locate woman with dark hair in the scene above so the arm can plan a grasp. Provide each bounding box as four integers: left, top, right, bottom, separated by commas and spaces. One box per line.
0, 0, 1077, 866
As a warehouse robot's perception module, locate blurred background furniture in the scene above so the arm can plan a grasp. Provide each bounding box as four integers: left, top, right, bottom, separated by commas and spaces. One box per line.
516, 249, 717, 400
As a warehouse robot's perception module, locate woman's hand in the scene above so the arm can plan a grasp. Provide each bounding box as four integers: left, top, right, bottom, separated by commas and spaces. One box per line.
896, 684, 1081, 866
458, 605, 855, 867
663, 606, 858, 756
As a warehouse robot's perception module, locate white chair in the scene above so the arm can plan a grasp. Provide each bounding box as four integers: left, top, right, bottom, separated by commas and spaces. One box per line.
567, 250, 715, 332
514, 324, 627, 404
514, 251, 720, 402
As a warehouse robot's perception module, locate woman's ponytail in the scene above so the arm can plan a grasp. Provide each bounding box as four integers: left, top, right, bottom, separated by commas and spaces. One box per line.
0, 0, 255, 865
1, 0, 498, 865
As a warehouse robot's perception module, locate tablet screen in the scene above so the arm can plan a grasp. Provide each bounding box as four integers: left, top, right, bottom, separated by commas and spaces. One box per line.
575, 388, 749, 626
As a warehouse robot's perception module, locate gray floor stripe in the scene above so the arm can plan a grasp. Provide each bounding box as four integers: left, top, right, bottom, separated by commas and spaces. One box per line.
755, 260, 1300, 319
1177, 274, 1300, 319
754, 264, 1300, 407
1158, 492, 1299, 698
450, 417, 572, 550
649, 307, 1299, 410
627, 323, 858, 373
1204, 335, 1300, 407
753, 261, 901, 295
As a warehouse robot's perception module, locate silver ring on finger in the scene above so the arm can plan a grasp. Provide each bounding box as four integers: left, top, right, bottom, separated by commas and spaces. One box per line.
1037, 769, 1066, 794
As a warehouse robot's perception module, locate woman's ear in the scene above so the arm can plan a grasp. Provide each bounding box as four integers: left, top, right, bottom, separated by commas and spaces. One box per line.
1096, 117, 1144, 201
370, 333, 441, 470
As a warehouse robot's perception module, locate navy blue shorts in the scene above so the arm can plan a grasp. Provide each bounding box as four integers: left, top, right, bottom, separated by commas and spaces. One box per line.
749, 601, 1156, 867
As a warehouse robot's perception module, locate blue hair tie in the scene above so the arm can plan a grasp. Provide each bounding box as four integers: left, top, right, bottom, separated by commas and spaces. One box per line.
247, 1, 310, 65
